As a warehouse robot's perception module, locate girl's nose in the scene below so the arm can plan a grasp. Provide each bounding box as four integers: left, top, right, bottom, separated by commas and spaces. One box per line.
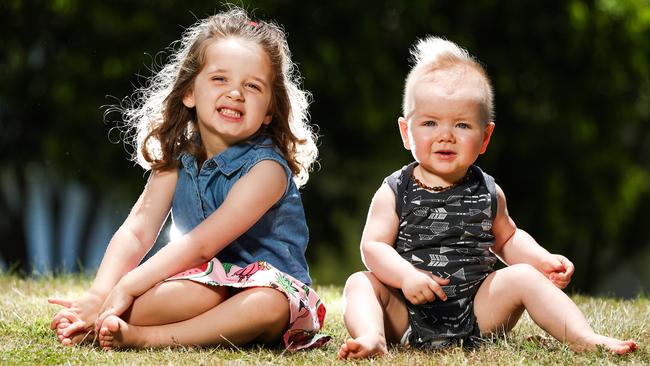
227, 88, 244, 101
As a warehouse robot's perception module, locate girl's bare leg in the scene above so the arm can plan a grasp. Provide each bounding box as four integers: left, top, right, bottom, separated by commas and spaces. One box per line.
53, 279, 227, 345
125, 280, 229, 326
474, 264, 637, 354
337, 271, 409, 359
98, 287, 290, 350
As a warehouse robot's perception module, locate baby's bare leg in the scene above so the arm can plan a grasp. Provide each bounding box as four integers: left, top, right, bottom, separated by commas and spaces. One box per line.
124, 280, 229, 326
474, 264, 637, 354
338, 271, 409, 360
99, 287, 289, 350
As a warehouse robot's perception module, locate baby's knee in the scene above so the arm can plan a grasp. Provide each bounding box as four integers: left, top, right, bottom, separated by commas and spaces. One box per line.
504, 263, 546, 286
343, 271, 378, 294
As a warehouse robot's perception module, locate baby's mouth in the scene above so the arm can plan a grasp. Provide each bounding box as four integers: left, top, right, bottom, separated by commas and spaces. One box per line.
436, 150, 455, 156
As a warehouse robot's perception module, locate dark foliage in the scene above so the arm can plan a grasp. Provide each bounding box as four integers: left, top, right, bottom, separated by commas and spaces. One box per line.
1, 0, 649, 292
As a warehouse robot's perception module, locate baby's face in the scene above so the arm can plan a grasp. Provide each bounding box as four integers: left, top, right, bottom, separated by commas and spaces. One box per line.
399, 67, 494, 184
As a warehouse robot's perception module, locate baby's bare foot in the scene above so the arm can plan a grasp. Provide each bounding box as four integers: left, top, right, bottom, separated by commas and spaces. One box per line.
337, 334, 388, 359
575, 334, 637, 355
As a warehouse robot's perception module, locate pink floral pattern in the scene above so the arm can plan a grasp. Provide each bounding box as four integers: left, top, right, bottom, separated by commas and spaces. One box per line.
166, 258, 330, 351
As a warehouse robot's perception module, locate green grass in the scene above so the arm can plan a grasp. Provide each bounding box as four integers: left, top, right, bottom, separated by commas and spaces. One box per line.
0, 274, 647, 365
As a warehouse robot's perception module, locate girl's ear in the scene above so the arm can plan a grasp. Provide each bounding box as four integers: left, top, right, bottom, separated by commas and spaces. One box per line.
262, 112, 272, 125
480, 122, 495, 154
398, 117, 411, 150
182, 88, 196, 108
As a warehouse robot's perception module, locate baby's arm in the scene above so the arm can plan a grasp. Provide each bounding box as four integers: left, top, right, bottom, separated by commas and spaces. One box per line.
490, 184, 574, 288
95, 160, 288, 324
50, 169, 177, 340
360, 184, 448, 304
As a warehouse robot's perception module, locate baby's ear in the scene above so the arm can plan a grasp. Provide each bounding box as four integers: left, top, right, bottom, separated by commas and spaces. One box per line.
480, 121, 495, 154
398, 117, 411, 150
182, 88, 195, 108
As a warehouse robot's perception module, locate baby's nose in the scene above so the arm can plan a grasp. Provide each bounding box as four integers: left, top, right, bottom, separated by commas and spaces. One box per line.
437, 127, 454, 141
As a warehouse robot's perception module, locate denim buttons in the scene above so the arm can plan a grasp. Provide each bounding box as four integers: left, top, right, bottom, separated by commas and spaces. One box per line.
206, 160, 217, 169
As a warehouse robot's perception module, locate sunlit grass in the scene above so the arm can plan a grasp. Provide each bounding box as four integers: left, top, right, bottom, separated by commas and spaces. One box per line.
0, 274, 647, 365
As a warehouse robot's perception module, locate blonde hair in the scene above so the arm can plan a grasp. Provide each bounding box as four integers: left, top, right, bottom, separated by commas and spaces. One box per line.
402, 36, 494, 124
117, 7, 317, 186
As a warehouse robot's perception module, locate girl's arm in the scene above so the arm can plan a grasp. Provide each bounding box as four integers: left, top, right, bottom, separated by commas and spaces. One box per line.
490, 184, 574, 288
360, 183, 448, 304
88, 169, 178, 296
97, 160, 287, 321
50, 169, 177, 337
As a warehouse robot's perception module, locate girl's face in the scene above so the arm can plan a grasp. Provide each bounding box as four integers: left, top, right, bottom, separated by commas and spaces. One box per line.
183, 37, 273, 156
398, 67, 494, 186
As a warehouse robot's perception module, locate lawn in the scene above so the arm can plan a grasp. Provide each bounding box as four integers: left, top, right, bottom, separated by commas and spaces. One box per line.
0, 274, 647, 365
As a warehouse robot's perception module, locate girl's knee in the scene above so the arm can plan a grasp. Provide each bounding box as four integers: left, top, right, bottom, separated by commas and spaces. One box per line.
248, 288, 290, 325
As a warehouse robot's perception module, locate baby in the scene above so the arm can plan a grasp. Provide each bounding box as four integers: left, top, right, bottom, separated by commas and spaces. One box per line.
337, 36, 637, 359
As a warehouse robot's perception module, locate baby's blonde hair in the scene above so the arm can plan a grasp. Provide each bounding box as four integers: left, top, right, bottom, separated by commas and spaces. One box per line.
402, 36, 494, 124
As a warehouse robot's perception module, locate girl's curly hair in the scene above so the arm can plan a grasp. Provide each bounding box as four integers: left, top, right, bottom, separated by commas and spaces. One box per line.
116, 7, 317, 186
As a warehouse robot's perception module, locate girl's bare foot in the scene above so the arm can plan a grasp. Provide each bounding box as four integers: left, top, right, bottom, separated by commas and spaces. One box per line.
56, 318, 97, 346
55, 318, 71, 343
574, 334, 637, 355
98, 315, 131, 351
337, 334, 388, 359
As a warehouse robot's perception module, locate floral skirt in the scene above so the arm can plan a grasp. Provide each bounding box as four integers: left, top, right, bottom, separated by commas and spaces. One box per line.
164, 258, 330, 351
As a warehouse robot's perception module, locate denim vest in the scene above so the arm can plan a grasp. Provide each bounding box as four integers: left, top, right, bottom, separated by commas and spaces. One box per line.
172, 136, 312, 285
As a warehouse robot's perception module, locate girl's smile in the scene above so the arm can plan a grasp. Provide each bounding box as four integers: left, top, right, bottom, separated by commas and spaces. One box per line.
218, 107, 243, 120
183, 37, 273, 157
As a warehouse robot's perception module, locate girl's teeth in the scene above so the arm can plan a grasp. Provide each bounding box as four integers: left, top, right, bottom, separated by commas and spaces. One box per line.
221, 108, 241, 118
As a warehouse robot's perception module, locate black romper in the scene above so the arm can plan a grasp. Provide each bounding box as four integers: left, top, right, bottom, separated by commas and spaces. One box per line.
385, 162, 498, 349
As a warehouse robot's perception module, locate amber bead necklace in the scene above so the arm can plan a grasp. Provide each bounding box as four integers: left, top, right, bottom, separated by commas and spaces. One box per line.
411, 169, 472, 192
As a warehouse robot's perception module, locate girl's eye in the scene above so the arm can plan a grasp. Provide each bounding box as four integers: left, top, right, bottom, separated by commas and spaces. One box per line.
456, 122, 470, 129
423, 120, 437, 127
211, 76, 226, 82
245, 83, 261, 91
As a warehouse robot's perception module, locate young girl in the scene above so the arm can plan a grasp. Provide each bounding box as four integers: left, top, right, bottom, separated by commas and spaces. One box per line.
48, 7, 329, 352
337, 36, 637, 359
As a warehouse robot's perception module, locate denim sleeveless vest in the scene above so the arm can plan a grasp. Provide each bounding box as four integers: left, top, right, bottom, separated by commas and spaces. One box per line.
171, 135, 312, 285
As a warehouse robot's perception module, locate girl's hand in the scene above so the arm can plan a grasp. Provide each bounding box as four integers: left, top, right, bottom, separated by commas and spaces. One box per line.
48, 291, 104, 342
401, 268, 450, 305
540, 254, 574, 289
94, 285, 135, 331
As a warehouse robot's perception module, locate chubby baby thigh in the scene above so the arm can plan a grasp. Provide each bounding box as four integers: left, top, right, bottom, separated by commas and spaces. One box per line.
472, 268, 529, 335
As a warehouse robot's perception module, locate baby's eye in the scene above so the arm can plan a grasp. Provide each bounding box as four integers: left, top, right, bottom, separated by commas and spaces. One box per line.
211, 76, 226, 82
423, 120, 437, 127
456, 122, 471, 129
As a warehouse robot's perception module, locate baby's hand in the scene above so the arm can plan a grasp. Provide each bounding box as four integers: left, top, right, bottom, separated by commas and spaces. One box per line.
541, 254, 574, 289
401, 268, 449, 305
